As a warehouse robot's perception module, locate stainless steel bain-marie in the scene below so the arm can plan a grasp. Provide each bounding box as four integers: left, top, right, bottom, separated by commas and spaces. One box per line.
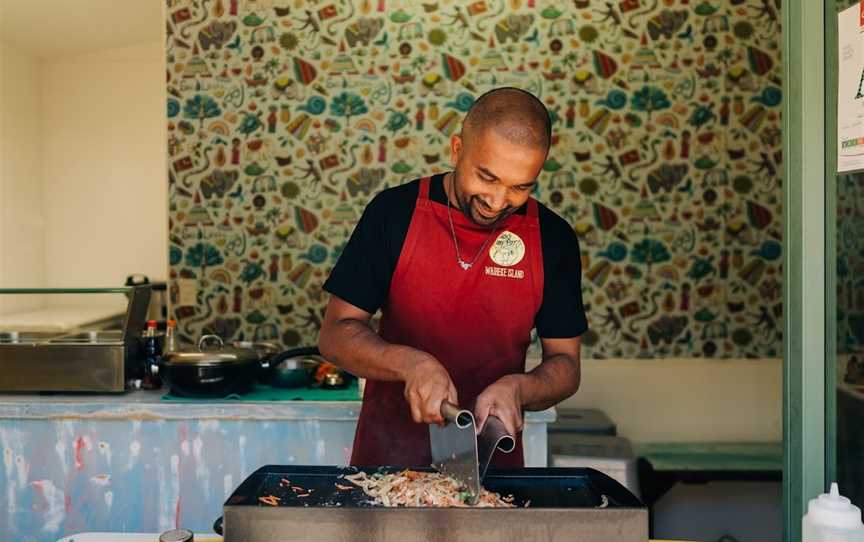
0, 286, 151, 392
219, 465, 648, 542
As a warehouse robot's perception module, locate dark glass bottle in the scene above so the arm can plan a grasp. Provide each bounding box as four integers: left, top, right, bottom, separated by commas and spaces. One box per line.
142, 320, 162, 390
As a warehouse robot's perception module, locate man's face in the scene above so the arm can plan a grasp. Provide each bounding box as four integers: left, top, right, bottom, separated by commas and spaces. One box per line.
449, 129, 546, 227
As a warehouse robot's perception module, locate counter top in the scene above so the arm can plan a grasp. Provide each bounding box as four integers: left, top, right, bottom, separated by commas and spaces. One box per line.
2, 391, 555, 540
0, 389, 556, 422
634, 441, 783, 472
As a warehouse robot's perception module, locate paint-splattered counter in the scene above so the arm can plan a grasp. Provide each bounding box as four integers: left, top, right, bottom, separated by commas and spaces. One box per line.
0, 391, 554, 542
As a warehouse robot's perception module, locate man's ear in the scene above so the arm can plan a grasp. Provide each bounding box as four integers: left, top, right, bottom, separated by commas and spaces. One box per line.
449, 133, 462, 167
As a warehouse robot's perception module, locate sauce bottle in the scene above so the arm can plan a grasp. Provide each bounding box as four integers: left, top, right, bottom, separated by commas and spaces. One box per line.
142, 320, 162, 390
803, 483, 864, 542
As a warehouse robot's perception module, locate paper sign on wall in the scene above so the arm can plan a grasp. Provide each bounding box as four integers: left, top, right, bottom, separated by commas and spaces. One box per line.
839, 3, 864, 172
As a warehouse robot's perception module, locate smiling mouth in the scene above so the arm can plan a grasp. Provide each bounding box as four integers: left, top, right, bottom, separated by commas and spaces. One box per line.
475, 204, 512, 224
472, 199, 500, 218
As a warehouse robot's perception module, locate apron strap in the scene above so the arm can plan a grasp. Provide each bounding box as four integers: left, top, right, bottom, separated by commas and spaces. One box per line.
419, 176, 432, 200
526, 197, 539, 219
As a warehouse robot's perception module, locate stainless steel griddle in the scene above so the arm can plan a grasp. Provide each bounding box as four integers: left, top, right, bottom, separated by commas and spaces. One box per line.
217, 465, 648, 542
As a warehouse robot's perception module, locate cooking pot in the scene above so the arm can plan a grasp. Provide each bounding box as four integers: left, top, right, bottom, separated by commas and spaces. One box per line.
160, 335, 261, 397
261, 347, 321, 388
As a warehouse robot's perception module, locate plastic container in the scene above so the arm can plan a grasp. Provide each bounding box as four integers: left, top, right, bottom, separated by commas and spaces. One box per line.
550, 434, 639, 498
548, 408, 617, 436
803, 483, 864, 542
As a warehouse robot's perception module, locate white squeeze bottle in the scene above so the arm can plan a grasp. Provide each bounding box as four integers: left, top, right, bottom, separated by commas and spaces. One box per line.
803, 483, 864, 542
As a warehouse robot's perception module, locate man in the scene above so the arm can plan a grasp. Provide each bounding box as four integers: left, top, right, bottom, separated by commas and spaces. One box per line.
318, 87, 588, 468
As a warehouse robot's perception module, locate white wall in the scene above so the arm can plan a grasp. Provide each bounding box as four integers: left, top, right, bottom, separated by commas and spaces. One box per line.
40, 41, 167, 295
0, 39, 166, 315
0, 41, 44, 315
555, 357, 783, 443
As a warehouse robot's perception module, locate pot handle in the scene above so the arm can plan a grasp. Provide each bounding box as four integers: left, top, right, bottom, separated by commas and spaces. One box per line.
232, 340, 273, 370
198, 334, 224, 351
213, 516, 223, 535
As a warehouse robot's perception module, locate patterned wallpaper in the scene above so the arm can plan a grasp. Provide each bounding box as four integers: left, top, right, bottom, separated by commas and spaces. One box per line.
838, 173, 864, 364
165, 0, 783, 358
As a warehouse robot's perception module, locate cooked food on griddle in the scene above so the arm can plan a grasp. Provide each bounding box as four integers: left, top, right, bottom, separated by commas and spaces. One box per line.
258, 495, 280, 506
342, 469, 518, 508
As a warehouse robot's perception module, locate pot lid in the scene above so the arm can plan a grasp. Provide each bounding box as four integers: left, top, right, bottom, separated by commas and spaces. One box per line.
163, 334, 260, 366
232, 339, 281, 358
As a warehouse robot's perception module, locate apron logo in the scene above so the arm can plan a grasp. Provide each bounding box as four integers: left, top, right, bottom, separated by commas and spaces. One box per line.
489, 231, 525, 267
484, 266, 525, 279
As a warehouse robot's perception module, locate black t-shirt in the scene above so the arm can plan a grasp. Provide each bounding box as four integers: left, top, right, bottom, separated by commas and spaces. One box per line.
323, 173, 589, 338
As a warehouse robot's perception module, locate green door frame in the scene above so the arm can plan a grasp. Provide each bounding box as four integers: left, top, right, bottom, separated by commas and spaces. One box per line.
783, 0, 827, 540
824, 0, 842, 488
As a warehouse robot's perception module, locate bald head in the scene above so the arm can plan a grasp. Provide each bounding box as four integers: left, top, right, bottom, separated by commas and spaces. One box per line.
462, 87, 551, 152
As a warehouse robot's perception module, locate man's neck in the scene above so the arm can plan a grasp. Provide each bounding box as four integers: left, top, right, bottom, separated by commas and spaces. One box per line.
442, 171, 459, 209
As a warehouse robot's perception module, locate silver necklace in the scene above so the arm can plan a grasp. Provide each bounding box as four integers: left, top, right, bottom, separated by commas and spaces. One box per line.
445, 173, 497, 271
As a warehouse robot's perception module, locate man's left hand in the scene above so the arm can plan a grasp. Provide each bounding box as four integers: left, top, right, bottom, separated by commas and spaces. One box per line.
474, 375, 523, 437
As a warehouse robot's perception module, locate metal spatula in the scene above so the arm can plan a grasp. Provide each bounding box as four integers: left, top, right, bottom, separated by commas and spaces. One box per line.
477, 415, 516, 479
429, 402, 481, 504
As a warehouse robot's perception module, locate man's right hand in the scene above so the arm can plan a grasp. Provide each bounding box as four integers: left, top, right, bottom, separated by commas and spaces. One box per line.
402, 353, 458, 425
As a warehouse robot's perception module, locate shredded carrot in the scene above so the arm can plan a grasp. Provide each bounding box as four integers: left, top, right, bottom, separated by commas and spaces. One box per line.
258, 495, 280, 506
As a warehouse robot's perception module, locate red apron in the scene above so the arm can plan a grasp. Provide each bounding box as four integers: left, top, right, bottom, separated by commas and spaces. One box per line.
350, 176, 544, 468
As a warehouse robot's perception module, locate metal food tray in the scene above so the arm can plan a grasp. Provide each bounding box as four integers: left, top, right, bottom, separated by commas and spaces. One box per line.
220, 465, 648, 542
0, 330, 125, 344
0, 286, 151, 392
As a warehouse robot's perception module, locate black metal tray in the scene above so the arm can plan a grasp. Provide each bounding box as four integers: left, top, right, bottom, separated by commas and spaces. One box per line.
225, 465, 643, 508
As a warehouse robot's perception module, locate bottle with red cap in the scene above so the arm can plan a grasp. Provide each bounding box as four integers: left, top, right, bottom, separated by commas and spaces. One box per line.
142, 320, 162, 390
164, 319, 177, 354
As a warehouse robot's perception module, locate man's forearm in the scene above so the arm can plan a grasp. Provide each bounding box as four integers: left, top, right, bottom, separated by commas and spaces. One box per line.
516, 353, 581, 411
318, 318, 415, 382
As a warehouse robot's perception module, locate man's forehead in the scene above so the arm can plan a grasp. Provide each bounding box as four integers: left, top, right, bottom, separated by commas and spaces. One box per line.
464, 131, 545, 177
465, 127, 544, 154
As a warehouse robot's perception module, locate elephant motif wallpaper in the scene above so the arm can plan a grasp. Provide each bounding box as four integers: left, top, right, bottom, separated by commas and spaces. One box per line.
165, 0, 784, 358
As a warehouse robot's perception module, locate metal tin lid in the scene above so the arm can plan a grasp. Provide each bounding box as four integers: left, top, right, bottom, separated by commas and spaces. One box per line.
162, 335, 259, 367
159, 528, 194, 542
323, 372, 345, 387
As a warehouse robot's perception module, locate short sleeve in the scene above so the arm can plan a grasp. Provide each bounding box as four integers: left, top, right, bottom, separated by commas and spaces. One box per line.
535, 209, 589, 338
323, 192, 397, 314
